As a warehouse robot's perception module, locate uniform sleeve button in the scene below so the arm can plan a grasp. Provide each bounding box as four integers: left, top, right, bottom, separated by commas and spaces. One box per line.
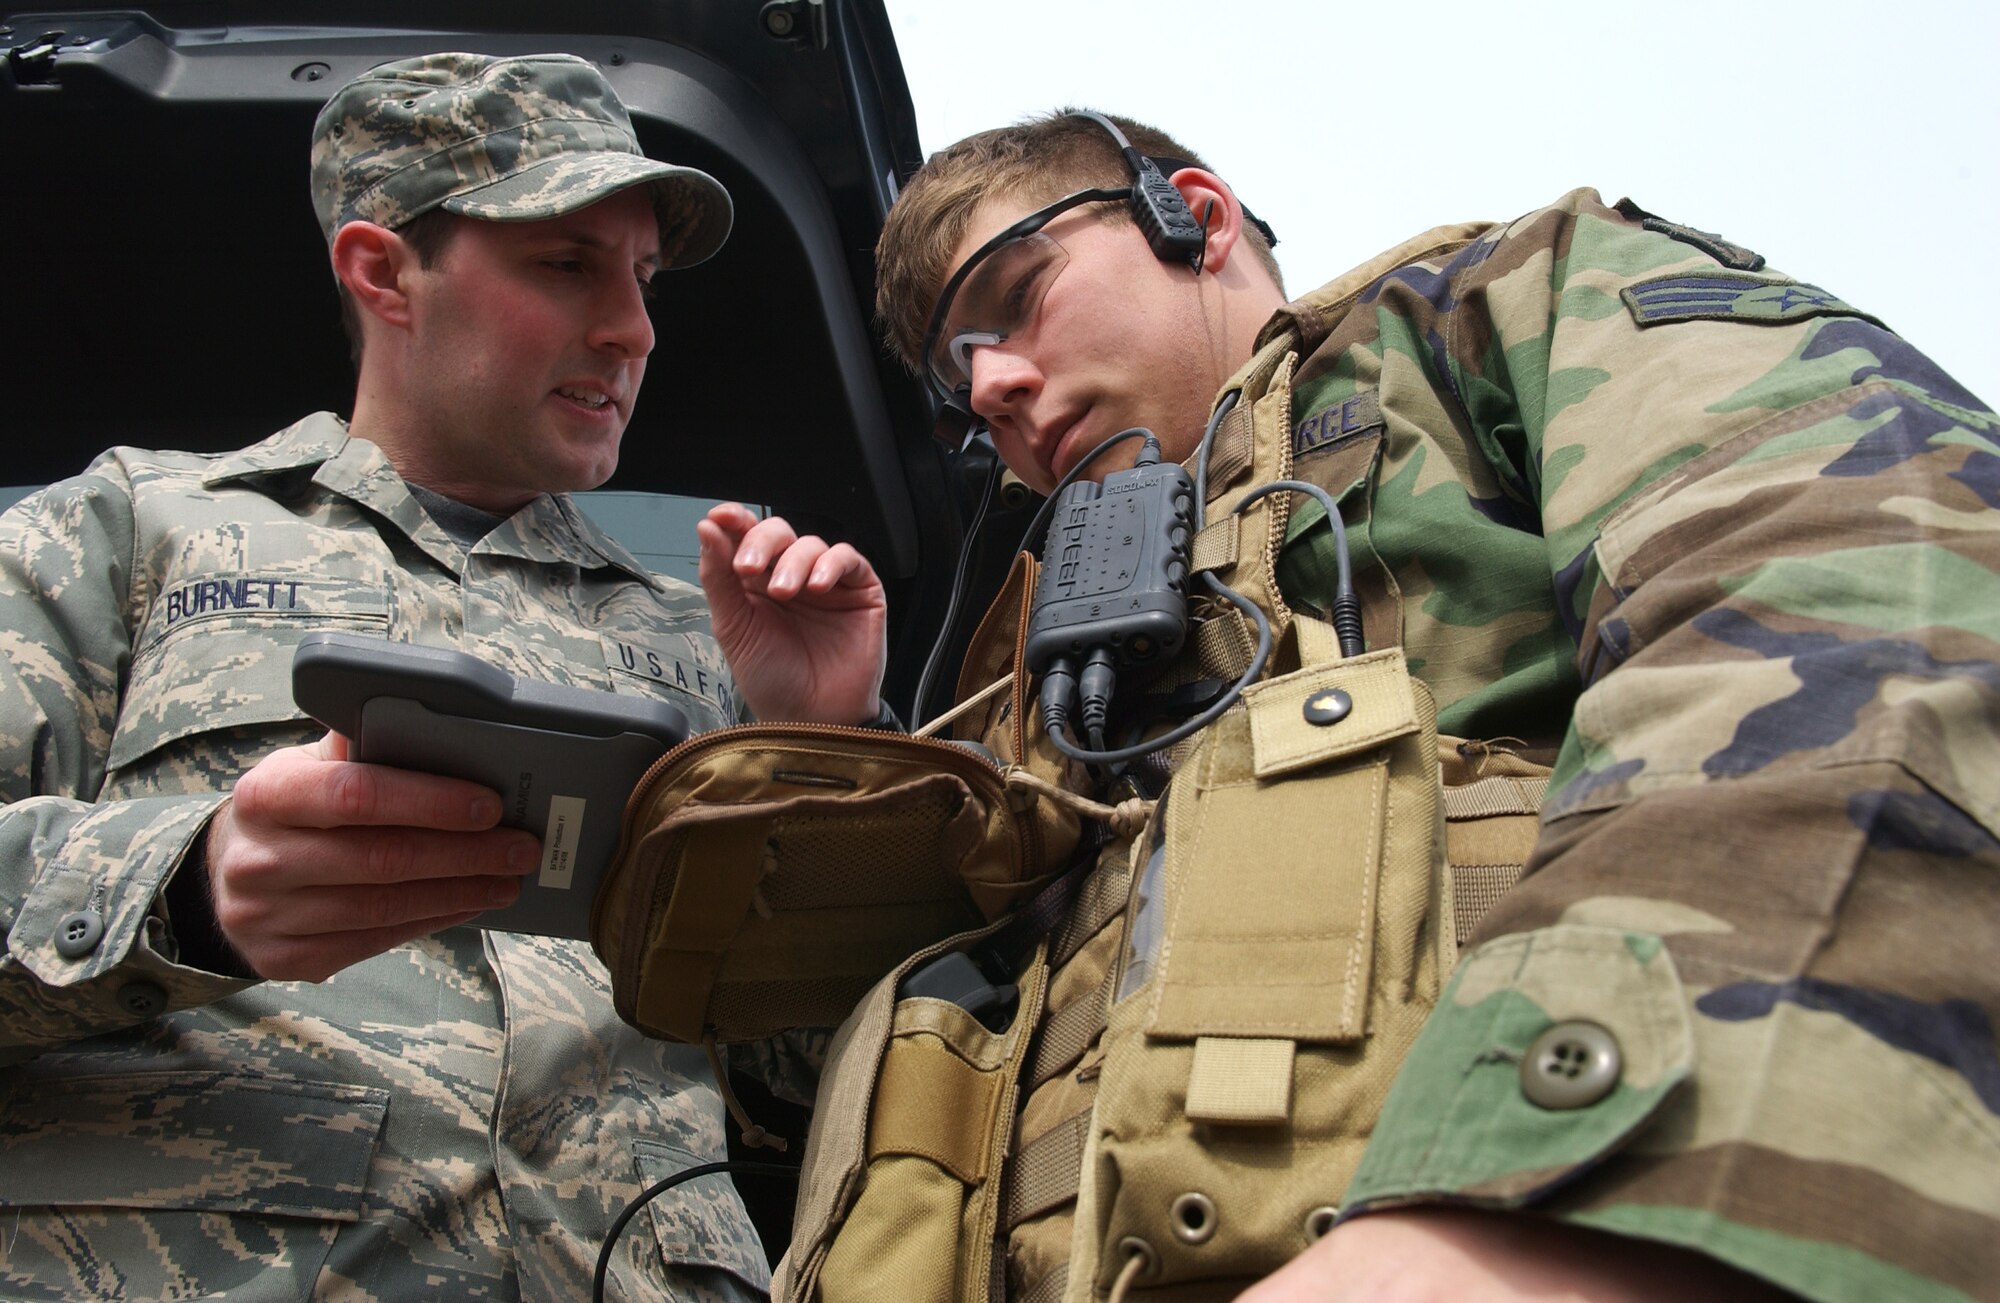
54, 909, 105, 958
117, 980, 170, 1018
1520, 1019, 1622, 1109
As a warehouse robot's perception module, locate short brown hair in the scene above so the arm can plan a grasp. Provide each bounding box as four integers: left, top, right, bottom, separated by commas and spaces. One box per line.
335, 208, 461, 371
874, 109, 1282, 372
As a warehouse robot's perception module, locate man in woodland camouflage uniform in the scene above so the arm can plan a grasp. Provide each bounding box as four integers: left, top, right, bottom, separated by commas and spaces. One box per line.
859, 111, 2000, 1302
0, 53, 886, 1300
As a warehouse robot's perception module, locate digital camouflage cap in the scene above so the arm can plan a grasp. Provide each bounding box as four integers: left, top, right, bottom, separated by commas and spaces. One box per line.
310, 51, 731, 268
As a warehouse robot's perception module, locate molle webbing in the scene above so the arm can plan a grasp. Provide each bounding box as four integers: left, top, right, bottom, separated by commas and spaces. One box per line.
1026, 962, 1116, 1093
1003, 1107, 1093, 1233
1077, 646, 1448, 1298
1440, 751, 1544, 947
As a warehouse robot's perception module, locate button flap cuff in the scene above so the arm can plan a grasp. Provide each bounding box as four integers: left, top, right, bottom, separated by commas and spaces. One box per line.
1342, 924, 1694, 1211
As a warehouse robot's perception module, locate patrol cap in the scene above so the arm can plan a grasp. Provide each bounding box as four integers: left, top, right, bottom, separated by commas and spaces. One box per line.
310, 51, 732, 268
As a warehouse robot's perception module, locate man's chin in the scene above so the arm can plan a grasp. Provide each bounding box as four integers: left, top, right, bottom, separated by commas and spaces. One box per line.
548, 429, 624, 494
1053, 433, 1146, 489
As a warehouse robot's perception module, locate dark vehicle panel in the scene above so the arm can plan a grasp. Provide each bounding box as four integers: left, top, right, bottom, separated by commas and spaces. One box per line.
1, 0, 1006, 716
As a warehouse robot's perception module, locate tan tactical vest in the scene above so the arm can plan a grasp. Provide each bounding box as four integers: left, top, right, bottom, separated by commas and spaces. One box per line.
774, 225, 1550, 1303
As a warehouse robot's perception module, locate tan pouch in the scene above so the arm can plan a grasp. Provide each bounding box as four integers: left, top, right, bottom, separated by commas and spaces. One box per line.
774, 922, 1052, 1303
1076, 647, 1450, 1298
593, 550, 1093, 1048
593, 723, 1055, 1045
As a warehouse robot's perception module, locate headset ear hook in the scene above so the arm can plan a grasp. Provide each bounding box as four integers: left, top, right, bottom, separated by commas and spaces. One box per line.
1193, 200, 1215, 275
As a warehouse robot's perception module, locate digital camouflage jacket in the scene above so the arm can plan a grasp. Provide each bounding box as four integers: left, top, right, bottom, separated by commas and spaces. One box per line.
0, 414, 768, 1301
1262, 189, 1999, 1302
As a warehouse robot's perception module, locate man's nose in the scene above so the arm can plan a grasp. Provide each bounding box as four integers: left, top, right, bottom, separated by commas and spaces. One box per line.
968, 341, 1040, 417
591, 277, 656, 358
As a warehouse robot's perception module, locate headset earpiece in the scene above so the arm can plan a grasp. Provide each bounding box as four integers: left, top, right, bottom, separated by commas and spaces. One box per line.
1128, 160, 1206, 269
1068, 110, 1207, 271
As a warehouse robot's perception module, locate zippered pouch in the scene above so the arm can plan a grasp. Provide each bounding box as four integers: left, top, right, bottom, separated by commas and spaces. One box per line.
591, 722, 1058, 1045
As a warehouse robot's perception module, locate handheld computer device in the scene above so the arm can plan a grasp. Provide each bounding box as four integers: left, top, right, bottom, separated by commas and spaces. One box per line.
291, 632, 690, 939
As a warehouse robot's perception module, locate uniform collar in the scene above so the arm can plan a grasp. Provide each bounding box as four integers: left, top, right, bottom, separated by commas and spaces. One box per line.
202, 412, 664, 591
1248, 219, 1500, 359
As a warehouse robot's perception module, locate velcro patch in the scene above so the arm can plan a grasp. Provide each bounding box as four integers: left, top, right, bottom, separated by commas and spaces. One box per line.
1622, 273, 1874, 330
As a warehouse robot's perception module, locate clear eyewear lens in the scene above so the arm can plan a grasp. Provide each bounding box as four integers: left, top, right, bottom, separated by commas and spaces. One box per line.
926, 232, 1068, 390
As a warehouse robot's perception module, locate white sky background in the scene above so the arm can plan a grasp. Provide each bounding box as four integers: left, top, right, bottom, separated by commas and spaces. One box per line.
882, 0, 1999, 407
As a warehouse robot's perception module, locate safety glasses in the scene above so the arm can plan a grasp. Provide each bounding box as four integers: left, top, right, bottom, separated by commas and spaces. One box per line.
926, 231, 1069, 392
920, 186, 1128, 448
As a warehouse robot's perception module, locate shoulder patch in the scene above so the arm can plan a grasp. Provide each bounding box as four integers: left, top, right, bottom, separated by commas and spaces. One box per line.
1613, 197, 1766, 271
1621, 272, 1877, 330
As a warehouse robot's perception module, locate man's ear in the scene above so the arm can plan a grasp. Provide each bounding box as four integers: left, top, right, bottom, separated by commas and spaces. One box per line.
1166, 167, 1247, 273
330, 221, 418, 331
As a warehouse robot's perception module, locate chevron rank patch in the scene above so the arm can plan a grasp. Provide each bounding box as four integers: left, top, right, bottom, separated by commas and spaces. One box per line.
1621, 272, 1876, 330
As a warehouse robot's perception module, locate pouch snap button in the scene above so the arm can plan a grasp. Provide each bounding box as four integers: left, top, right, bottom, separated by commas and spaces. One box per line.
1521, 1019, 1621, 1109
1303, 688, 1351, 725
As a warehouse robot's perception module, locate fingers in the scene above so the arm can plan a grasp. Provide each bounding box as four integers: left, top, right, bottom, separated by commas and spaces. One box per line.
232, 737, 507, 835
714, 514, 880, 603
702, 501, 763, 536
208, 741, 542, 981
213, 824, 529, 968
217, 804, 537, 898
210, 825, 532, 982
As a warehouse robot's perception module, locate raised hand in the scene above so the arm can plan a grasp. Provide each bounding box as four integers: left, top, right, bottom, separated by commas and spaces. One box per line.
696, 503, 888, 725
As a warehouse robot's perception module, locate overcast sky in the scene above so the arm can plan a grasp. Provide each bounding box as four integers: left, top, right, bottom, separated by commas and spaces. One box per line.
882, 0, 1997, 407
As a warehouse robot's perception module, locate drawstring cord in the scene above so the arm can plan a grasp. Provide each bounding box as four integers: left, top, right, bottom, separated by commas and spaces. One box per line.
702, 1034, 788, 1152
1005, 766, 1155, 841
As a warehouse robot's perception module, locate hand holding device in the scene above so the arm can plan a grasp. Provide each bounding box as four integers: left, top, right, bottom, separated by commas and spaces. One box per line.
202, 731, 538, 980
291, 633, 689, 938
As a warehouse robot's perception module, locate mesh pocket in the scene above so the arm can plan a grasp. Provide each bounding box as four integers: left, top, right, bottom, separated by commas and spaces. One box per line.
762, 789, 970, 910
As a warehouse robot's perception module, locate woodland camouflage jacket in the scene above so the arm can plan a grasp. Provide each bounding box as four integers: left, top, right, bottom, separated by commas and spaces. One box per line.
1261, 188, 2000, 1302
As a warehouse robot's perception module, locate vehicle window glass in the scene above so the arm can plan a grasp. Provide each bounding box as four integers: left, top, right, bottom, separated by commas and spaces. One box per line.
574, 491, 765, 587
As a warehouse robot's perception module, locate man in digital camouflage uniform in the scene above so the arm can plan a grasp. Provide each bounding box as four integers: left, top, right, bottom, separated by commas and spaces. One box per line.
0, 52, 887, 1300
862, 111, 2000, 1302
